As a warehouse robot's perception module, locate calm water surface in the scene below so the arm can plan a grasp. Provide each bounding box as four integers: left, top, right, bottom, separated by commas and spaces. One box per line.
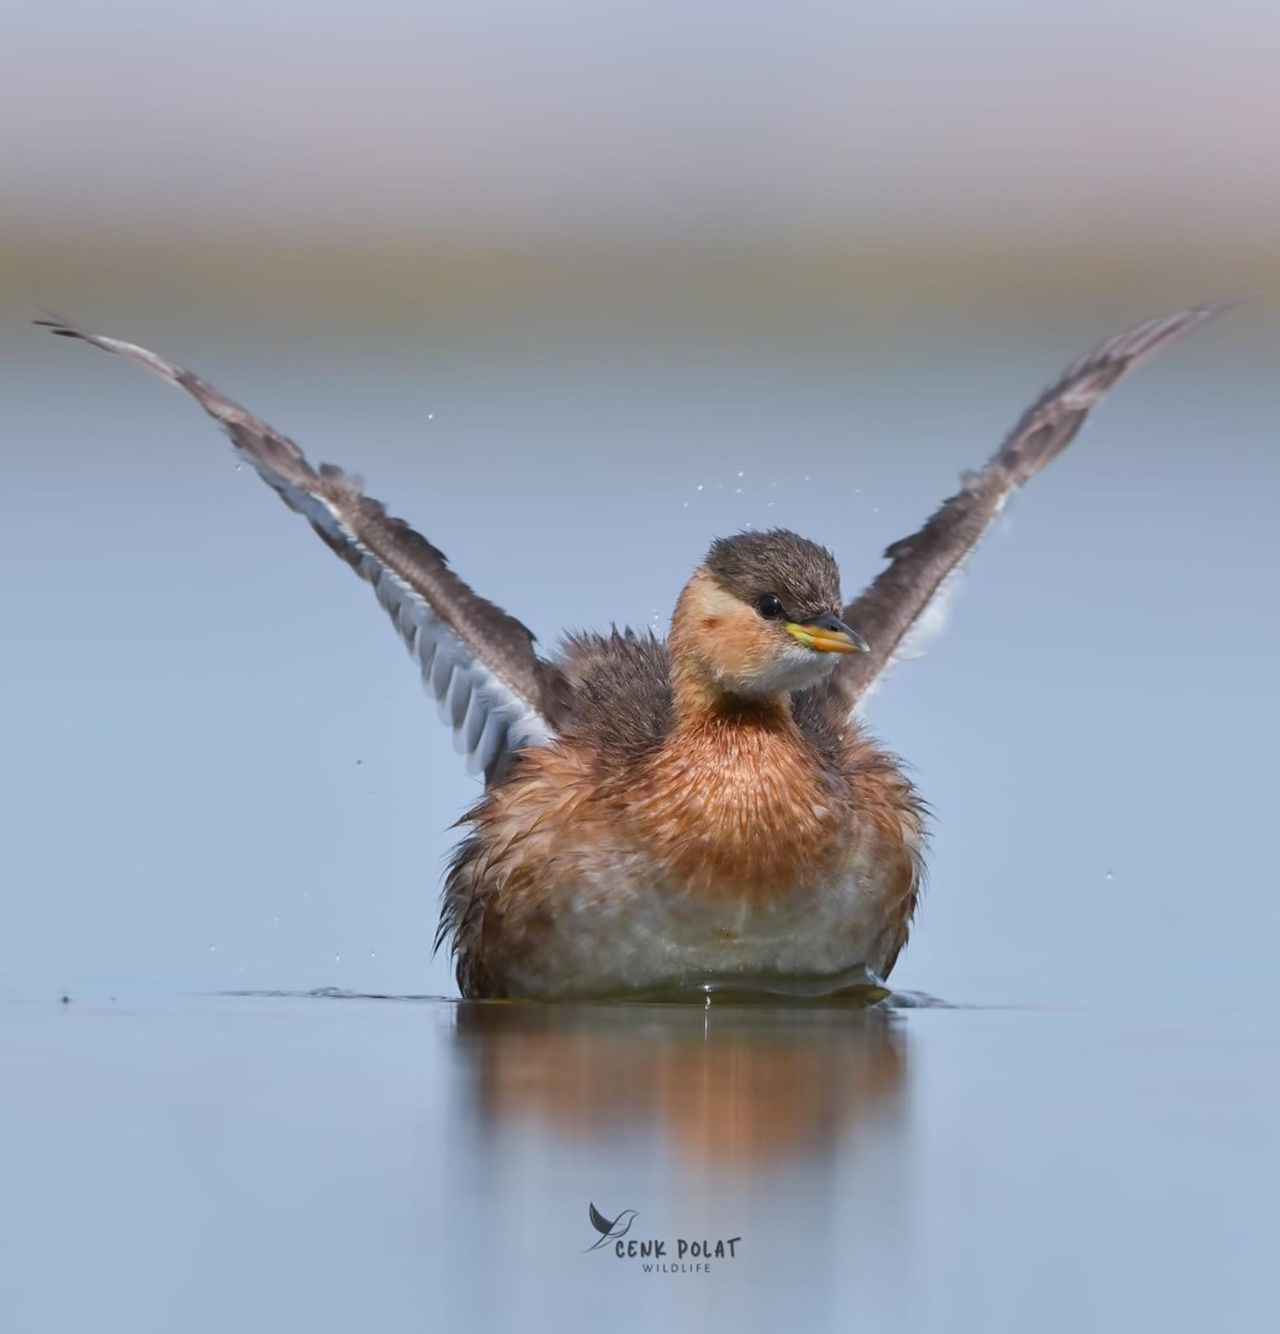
4, 992, 1277, 1333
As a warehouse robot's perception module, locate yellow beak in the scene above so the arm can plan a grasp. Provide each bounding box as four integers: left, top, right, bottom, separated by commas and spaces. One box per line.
785, 616, 870, 655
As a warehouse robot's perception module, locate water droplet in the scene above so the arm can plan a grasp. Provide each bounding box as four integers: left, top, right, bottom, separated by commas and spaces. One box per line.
803, 475, 811, 482
208, 945, 217, 953
334, 954, 342, 964
736, 470, 744, 478
734, 488, 742, 494
696, 484, 703, 492
427, 413, 434, 420
1104, 870, 1114, 882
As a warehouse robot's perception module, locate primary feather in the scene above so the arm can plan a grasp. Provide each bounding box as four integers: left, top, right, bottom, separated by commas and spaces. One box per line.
39, 303, 1226, 776
827, 302, 1232, 713
37, 317, 568, 784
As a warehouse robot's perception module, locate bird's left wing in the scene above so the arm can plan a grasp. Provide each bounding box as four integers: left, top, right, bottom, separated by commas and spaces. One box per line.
829, 303, 1230, 712
39, 319, 569, 784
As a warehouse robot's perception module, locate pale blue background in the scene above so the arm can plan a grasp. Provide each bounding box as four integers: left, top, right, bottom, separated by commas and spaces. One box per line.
4, 315, 1273, 1006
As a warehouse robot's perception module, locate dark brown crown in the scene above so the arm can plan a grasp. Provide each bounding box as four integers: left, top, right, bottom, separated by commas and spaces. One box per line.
703, 529, 842, 620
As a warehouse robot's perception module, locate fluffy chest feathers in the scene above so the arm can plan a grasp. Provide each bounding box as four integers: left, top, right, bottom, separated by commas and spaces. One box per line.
628, 710, 851, 893
444, 705, 924, 998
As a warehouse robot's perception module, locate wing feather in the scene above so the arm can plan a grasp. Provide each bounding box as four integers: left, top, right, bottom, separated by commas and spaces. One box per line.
39, 317, 569, 783
833, 303, 1231, 710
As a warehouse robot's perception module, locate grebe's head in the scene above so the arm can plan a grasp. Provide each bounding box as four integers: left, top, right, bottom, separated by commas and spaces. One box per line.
671, 529, 869, 704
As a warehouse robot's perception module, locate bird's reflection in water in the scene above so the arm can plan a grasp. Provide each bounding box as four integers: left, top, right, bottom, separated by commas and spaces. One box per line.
452, 1000, 907, 1168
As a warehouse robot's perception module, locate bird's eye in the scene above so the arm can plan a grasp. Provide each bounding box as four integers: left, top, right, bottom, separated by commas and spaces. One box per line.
757, 593, 786, 620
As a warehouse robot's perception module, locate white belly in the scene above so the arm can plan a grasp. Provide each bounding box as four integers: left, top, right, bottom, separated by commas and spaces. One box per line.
499, 863, 898, 999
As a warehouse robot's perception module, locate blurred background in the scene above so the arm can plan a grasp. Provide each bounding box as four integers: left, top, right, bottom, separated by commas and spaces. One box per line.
2, 0, 1276, 1005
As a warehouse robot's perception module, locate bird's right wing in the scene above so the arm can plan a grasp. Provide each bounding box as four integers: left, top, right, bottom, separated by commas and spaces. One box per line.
40, 318, 569, 784
832, 303, 1230, 710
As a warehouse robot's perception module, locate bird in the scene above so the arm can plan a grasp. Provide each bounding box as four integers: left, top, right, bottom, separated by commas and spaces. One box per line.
39, 304, 1225, 1000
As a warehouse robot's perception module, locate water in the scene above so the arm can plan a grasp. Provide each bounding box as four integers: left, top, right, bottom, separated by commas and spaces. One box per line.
2, 312, 1277, 1330
4, 991, 1277, 1333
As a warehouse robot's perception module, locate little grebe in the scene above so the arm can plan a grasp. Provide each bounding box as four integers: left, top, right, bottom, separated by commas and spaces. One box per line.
42, 305, 1225, 997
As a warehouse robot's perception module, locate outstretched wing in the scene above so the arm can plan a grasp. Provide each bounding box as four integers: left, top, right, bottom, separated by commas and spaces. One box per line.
39, 318, 569, 784
832, 303, 1230, 709
588, 1203, 613, 1234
